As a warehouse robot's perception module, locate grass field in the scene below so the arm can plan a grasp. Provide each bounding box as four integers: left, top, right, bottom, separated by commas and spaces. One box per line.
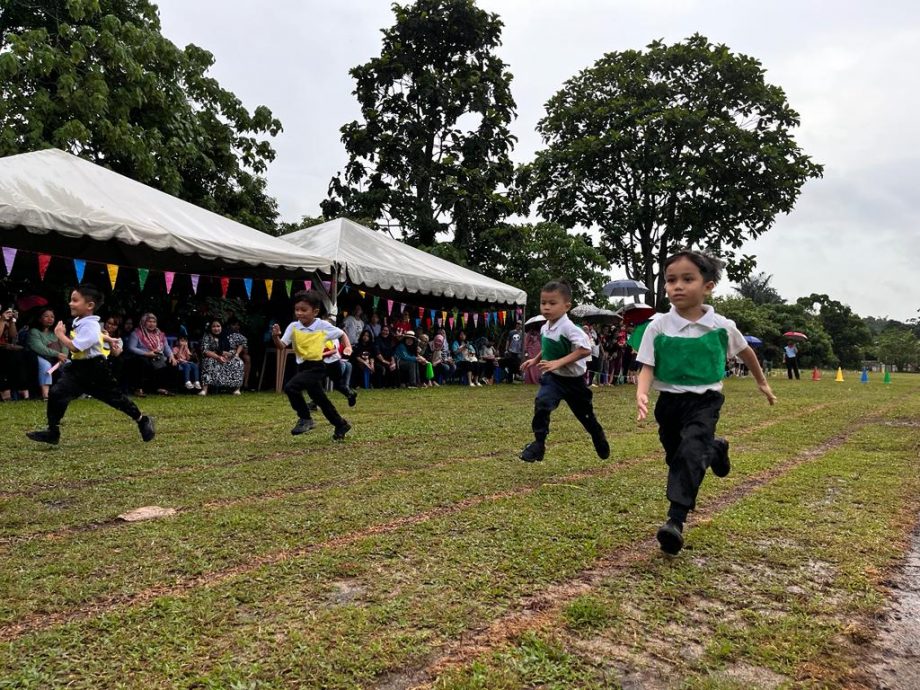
1, 372, 918, 689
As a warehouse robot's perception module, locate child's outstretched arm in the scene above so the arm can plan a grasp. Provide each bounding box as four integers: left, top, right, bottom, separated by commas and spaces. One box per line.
739, 347, 777, 405
271, 323, 286, 350
53, 321, 76, 351
636, 364, 654, 421
520, 352, 542, 370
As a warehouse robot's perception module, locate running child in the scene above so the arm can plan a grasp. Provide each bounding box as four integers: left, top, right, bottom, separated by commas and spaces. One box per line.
519, 279, 610, 462
272, 290, 353, 440
26, 284, 155, 445
635, 250, 776, 555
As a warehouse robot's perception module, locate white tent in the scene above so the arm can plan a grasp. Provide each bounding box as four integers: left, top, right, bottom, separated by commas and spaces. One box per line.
281, 217, 527, 307
0, 148, 331, 279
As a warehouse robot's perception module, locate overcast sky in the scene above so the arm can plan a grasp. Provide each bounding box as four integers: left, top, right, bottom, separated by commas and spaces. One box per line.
154, 0, 918, 321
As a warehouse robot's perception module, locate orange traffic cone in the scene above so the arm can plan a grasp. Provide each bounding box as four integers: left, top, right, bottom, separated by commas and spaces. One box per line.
811, 367, 821, 381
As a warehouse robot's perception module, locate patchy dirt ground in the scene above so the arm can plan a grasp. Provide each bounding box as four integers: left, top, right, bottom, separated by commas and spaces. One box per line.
863, 522, 920, 689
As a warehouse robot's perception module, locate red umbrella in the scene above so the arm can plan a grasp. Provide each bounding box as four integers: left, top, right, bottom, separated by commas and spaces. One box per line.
783, 331, 808, 341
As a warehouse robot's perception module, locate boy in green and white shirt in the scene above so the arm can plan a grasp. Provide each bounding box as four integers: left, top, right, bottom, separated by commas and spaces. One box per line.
520, 279, 609, 463
636, 250, 776, 555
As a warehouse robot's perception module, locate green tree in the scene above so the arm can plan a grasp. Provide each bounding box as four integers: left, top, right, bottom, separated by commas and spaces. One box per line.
735, 272, 784, 305
322, 0, 517, 253
473, 222, 608, 314
0, 0, 282, 231
796, 294, 872, 369
520, 34, 823, 308
877, 327, 920, 371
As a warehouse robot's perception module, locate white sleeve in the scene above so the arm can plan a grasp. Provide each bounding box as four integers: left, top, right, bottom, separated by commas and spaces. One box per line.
567, 322, 591, 351
71, 322, 100, 352
280, 322, 295, 347
635, 322, 659, 367
723, 319, 748, 358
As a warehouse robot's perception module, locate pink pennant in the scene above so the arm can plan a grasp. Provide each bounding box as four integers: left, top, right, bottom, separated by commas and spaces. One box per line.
191, 274, 200, 294
2, 247, 16, 274
165, 271, 175, 294
448, 317, 455, 330
387, 299, 394, 315
305, 280, 312, 291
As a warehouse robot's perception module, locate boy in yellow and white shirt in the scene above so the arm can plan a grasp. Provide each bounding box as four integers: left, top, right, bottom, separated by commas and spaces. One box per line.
272, 290, 353, 439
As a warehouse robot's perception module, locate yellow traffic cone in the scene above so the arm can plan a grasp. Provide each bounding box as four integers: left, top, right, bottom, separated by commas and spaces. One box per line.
835, 367, 844, 382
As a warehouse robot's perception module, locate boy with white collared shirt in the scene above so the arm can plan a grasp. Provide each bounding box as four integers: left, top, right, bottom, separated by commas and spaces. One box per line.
272, 290, 353, 440
519, 279, 609, 463
636, 250, 776, 555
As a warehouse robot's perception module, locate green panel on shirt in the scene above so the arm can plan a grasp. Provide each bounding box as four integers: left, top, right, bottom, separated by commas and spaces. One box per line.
627, 321, 650, 351
653, 328, 728, 385
542, 334, 572, 362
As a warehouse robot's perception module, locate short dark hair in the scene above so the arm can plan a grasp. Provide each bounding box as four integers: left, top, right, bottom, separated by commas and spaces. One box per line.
292, 289, 323, 309
663, 250, 724, 283
541, 278, 572, 301
74, 283, 104, 309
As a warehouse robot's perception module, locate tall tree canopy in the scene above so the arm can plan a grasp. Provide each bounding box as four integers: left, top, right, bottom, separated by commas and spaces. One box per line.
0, 0, 282, 232
796, 293, 873, 368
322, 0, 517, 252
735, 272, 784, 305
520, 34, 823, 307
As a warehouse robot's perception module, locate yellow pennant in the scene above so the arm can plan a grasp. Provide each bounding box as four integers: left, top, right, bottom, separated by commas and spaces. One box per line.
265, 279, 273, 300
107, 264, 119, 289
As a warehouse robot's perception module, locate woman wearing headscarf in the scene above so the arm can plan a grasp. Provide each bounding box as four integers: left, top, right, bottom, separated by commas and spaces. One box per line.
125, 312, 177, 396
199, 319, 244, 396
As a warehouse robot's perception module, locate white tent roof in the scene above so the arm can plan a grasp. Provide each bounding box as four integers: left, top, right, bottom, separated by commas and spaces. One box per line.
0, 149, 331, 278
282, 218, 526, 306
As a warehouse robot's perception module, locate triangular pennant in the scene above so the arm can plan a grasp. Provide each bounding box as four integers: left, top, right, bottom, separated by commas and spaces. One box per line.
284, 279, 292, 297
459, 316, 465, 329
473, 313, 479, 327
399, 303, 405, 315
441, 310, 447, 322
305, 280, 312, 291
243, 278, 253, 299
436, 318, 442, 327
220, 277, 229, 298
165, 271, 175, 294
2, 247, 16, 275
265, 279, 273, 300
322, 280, 331, 292
449, 317, 455, 330
105, 264, 118, 289
415, 318, 421, 328
373, 295, 380, 309
138, 268, 149, 290
38, 254, 52, 280
463, 312, 469, 323
429, 309, 436, 322
359, 290, 366, 298
419, 306, 425, 318
387, 299, 394, 315
74, 259, 86, 282
191, 274, 200, 294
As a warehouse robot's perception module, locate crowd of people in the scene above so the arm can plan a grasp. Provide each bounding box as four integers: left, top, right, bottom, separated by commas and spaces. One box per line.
1, 297, 653, 403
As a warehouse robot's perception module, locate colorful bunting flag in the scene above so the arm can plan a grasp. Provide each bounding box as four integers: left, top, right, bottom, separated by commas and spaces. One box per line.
165, 271, 175, 294
387, 299, 394, 315
305, 280, 312, 291
284, 279, 292, 297
399, 303, 405, 315
359, 290, 366, 298
322, 280, 331, 292
103, 264, 117, 289
441, 310, 447, 322
372, 295, 380, 309
449, 317, 455, 330
265, 279, 273, 299
243, 278, 253, 299
220, 277, 230, 298
473, 313, 479, 327
74, 259, 86, 282
419, 306, 425, 318
415, 318, 421, 328
429, 309, 436, 322
138, 268, 149, 290
2, 247, 15, 275
436, 318, 442, 327
191, 274, 200, 294
38, 254, 52, 280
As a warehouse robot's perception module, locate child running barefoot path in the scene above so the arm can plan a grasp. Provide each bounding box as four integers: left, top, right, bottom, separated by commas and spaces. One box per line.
520, 279, 609, 463
272, 290, 353, 441
26, 284, 155, 445
636, 251, 776, 555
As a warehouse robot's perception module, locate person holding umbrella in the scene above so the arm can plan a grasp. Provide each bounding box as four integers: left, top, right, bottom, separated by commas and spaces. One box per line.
782, 332, 806, 380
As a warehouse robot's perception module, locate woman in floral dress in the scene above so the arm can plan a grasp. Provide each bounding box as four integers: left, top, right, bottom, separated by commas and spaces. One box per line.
199, 320, 245, 396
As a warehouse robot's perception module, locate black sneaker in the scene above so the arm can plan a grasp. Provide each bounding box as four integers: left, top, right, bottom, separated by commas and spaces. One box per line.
346, 389, 358, 408
519, 441, 545, 463
137, 415, 156, 443
591, 430, 610, 460
26, 427, 60, 445
291, 418, 316, 435
656, 519, 684, 555
711, 437, 730, 478
332, 421, 351, 441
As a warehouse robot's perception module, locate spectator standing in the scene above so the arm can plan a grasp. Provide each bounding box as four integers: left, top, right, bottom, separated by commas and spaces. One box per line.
783, 341, 800, 380
502, 321, 524, 383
